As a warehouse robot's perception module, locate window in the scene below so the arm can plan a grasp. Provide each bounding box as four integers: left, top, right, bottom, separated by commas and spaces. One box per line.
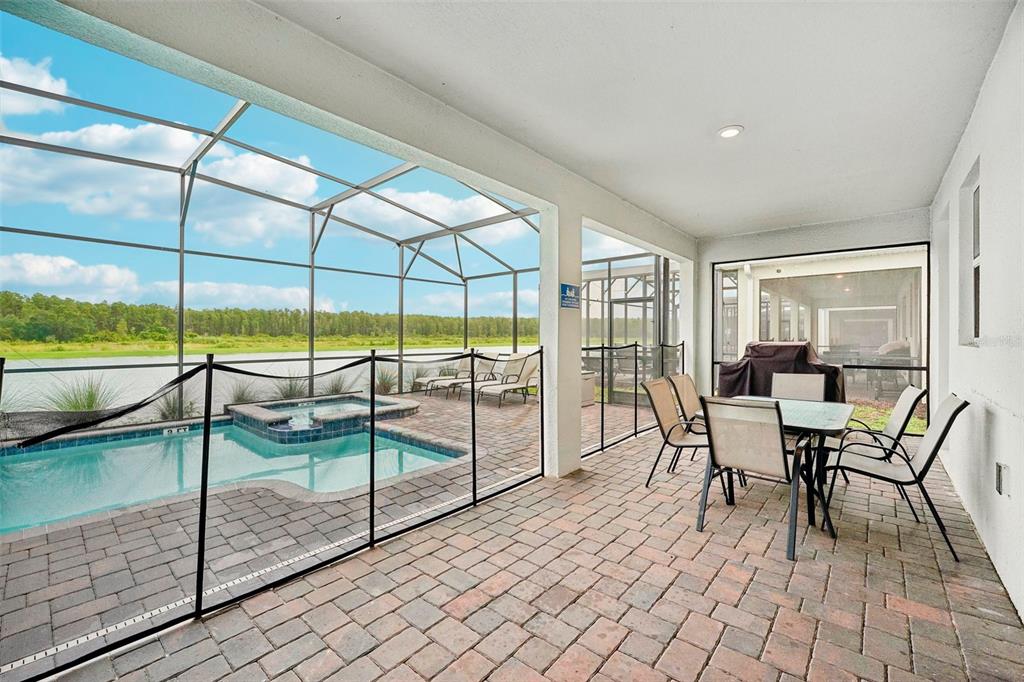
972, 185, 980, 339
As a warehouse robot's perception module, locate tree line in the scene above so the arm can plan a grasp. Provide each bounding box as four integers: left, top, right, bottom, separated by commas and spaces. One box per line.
0, 291, 539, 342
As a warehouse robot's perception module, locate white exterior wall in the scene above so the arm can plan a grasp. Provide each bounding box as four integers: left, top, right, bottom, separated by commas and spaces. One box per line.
19, 0, 698, 478
694, 208, 931, 392
929, 3, 1024, 614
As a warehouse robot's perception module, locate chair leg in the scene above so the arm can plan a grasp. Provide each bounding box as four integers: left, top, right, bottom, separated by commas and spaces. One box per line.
646, 441, 667, 488
668, 447, 682, 473
896, 484, 920, 522
696, 457, 714, 532
690, 447, 698, 461
917, 482, 959, 561
787, 451, 802, 560
827, 468, 840, 508
804, 462, 816, 527
841, 471, 850, 484
726, 470, 735, 505
497, 393, 503, 408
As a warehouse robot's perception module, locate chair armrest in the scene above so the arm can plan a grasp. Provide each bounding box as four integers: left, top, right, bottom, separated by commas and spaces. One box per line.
847, 417, 874, 430
840, 428, 897, 451
502, 374, 520, 384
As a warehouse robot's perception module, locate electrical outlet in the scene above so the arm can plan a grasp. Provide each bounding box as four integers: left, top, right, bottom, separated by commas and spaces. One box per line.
995, 463, 1010, 497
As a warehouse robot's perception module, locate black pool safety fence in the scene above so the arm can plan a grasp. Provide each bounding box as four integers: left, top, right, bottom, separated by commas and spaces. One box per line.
580, 342, 683, 458
0, 348, 544, 682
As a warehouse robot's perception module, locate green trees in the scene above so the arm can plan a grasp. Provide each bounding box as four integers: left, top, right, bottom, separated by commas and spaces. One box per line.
0, 291, 538, 344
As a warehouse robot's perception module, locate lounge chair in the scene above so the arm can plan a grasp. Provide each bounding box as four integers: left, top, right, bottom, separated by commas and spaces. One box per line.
435, 355, 498, 399
642, 377, 708, 487
825, 393, 969, 560
413, 354, 471, 395
475, 354, 540, 406
698, 396, 809, 561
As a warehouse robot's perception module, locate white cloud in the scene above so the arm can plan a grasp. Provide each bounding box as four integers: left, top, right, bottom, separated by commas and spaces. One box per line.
0, 122, 317, 247
337, 187, 529, 244
0, 252, 141, 301
151, 280, 334, 311
0, 54, 68, 116
39, 123, 203, 165
199, 152, 317, 203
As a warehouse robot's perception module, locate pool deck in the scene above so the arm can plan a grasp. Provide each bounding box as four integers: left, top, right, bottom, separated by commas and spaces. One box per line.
0, 395, 645, 679
4, 403, 1022, 681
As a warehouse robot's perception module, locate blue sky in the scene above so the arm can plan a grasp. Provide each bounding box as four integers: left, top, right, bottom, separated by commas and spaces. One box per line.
1, 12, 639, 318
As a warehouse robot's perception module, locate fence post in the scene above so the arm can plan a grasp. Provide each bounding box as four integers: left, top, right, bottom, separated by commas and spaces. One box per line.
0, 357, 5, 408
193, 353, 214, 618
599, 347, 606, 451
538, 347, 545, 477
470, 349, 477, 504
369, 350, 376, 546
633, 342, 639, 437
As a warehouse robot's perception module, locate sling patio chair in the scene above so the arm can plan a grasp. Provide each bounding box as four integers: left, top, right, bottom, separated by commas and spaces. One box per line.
698, 396, 812, 561
771, 373, 826, 401
642, 378, 708, 487
666, 374, 707, 472
437, 355, 498, 399
475, 354, 540, 407
823, 384, 927, 498
825, 393, 969, 560
412, 353, 471, 395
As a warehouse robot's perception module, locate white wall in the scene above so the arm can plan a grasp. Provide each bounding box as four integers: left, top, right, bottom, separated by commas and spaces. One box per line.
930, 2, 1024, 614
694, 208, 931, 391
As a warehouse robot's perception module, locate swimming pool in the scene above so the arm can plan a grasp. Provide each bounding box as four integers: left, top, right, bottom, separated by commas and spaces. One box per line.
0, 425, 455, 534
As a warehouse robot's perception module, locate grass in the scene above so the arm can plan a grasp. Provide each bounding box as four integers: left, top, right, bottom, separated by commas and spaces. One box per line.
374, 366, 398, 395
156, 390, 199, 420
274, 372, 309, 400
2, 335, 536, 361
44, 375, 118, 412
228, 380, 261, 405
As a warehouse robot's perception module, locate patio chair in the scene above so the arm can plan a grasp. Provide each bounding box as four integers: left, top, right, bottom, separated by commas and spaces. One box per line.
825, 393, 969, 560
698, 396, 809, 561
641, 378, 708, 487
666, 374, 706, 471
412, 354, 471, 395
771, 373, 825, 401
824, 384, 927, 498
437, 355, 498, 399
771, 372, 825, 456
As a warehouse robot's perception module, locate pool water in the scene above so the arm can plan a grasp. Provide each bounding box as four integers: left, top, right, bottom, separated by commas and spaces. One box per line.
268, 398, 376, 429
0, 426, 452, 534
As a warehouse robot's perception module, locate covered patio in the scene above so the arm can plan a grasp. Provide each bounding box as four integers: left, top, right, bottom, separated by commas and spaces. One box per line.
1, 1, 1022, 681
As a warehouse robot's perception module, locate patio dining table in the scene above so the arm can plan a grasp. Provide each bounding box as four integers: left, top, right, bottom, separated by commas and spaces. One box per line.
701, 395, 854, 537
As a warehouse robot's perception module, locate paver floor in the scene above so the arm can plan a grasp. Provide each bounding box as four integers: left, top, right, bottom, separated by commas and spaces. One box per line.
4, 406, 1022, 681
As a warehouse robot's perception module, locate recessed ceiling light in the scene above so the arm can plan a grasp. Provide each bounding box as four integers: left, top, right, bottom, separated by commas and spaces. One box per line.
843, 287, 851, 293
717, 125, 744, 139
835, 274, 844, 279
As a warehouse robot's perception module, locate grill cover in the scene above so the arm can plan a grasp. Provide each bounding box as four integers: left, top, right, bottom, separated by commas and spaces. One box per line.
718, 342, 845, 402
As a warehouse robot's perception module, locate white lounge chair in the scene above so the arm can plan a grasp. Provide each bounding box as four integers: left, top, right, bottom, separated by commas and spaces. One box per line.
412, 354, 471, 395
433, 355, 498, 399
475, 354, 540, 406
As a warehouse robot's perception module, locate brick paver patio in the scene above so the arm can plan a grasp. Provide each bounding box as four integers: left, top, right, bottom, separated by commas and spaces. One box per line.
4, 400, 1021, 681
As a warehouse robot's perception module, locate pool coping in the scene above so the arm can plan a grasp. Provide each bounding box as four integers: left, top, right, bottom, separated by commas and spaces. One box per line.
0, 422, 476, 544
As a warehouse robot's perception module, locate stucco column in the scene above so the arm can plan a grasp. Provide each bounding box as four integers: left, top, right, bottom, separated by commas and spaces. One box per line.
539, 206, 582, 477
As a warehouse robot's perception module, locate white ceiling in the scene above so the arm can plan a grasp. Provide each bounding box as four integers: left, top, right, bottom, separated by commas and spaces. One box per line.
255, 1, 1014, 239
